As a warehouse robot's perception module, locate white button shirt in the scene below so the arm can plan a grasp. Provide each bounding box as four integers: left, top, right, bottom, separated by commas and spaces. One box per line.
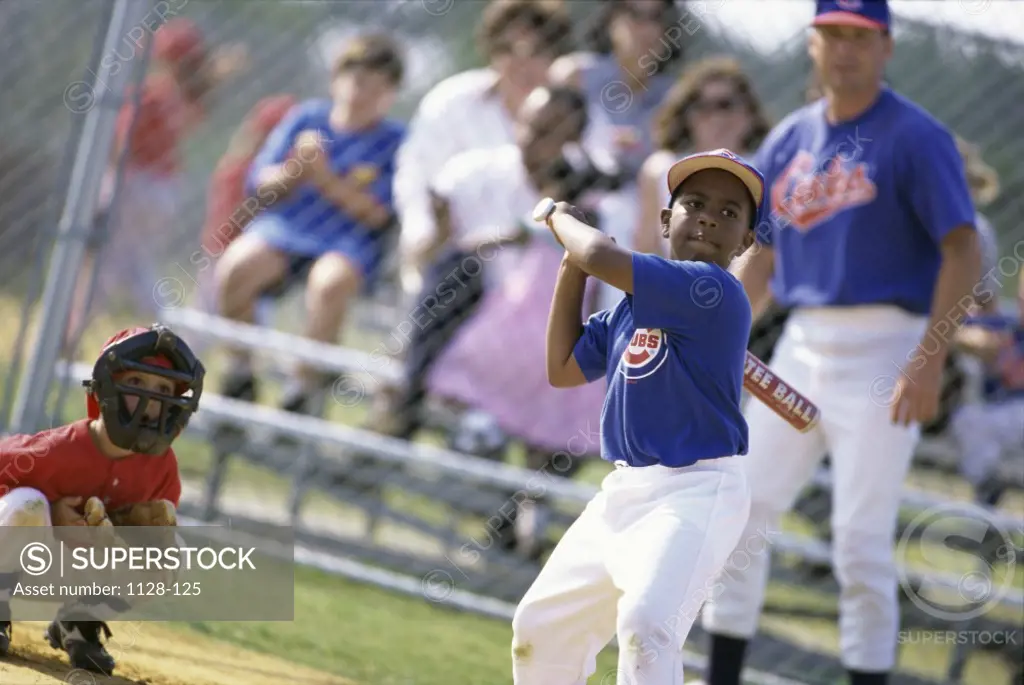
393, 68, 517, 267
432, 144, 548, 291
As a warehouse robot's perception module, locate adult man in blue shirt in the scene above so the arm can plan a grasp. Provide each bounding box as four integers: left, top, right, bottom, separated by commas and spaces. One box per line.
700, 4, 982, 685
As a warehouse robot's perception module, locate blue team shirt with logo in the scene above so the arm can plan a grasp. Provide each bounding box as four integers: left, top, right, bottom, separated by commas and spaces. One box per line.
572, 253, 751, 468
245, 99, 405, 273
754, 87, 975, 315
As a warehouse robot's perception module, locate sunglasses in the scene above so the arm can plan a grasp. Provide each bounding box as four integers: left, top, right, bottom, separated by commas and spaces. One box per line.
692, 96, 745, 113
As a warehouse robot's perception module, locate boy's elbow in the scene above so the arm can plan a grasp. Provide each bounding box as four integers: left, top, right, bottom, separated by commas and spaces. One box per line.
546, 363, 572, 388
577, 234, 614, 270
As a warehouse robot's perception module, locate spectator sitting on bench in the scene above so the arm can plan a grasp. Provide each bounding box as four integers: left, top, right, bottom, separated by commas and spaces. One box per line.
196, 93, 298, 319
951, 271, 1024, 506
214, 34, 405, 415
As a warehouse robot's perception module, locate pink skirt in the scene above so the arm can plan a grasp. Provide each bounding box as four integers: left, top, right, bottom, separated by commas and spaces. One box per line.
426, 239, 608, 455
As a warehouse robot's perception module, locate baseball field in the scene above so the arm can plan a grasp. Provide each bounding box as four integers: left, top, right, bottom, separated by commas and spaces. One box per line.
0, 296, 1020, 685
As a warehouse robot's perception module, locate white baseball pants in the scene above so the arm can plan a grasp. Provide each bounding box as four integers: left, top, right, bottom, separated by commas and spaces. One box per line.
701, 305, 928, 672
950, 398, 1024, 486
512, 456, 751, 685
0, 487, 52, 527
0, 488, 55, 596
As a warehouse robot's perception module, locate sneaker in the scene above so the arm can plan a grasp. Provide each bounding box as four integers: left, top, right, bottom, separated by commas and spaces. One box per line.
0, 621, 11, 657
45, 620, 115, 675
514, 500, 551, 562
212, 369, 258, 451
221, 368, 258, 402
280, 375, 331, 417
281, 383, 316, 416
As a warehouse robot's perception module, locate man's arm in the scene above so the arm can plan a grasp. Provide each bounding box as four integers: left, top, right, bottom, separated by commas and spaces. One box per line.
925, 226, 982, 362
892, 124, 981, 425
906, 123, 983, 364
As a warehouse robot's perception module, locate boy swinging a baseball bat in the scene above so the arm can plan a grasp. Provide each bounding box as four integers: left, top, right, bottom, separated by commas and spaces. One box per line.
0, 324, 204, 676
512, 149, 765, 684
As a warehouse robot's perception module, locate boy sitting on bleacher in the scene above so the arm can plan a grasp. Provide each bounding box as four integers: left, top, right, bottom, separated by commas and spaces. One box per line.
213, 34, 405, 416
951, 274, 1024, 506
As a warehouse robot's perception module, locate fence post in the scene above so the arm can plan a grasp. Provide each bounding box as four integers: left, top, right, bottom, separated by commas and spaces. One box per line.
8, 0, 157, 435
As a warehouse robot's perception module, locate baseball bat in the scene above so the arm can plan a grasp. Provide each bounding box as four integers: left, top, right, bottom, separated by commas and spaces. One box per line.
743, 351, 820, 433
533, 197, 821, 434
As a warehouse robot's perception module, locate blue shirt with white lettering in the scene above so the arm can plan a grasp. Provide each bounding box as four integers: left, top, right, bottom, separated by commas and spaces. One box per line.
572, 253, 751, 468
754, 87, 975, 315
245, 99, 404, 270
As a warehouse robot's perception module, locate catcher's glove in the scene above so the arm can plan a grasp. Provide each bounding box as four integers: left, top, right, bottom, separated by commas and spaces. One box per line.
108, 499, 177, 527
84, 496, 114, 527
79, 496, 126, 549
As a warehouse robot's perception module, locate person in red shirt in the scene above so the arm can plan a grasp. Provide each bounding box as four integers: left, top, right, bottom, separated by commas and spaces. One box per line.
64, 18, 247, 348
195, 94, 298, 316
0, 324, 204, 676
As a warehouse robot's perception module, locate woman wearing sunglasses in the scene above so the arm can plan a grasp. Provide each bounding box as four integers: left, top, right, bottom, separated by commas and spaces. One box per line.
634, 56, 771, 256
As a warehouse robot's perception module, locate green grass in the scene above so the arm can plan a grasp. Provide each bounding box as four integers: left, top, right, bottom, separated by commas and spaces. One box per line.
3, 294, 1022, 685
174, 565, 624, 685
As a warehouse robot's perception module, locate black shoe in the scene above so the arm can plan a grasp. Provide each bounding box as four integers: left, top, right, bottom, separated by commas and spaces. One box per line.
975, 476, 1006, 508
280, 376, 330, 417
0, 621, 11, 657
213, 369, 258, 451
45, 620, 115, 675
514, 500, 551, 562
221, 368, 258, 401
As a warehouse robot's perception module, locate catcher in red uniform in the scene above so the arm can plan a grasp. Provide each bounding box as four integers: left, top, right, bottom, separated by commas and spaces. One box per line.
0, 324, 204, 675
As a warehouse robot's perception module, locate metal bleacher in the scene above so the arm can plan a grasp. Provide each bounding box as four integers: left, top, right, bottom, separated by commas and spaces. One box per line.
55, 306, 1024, 685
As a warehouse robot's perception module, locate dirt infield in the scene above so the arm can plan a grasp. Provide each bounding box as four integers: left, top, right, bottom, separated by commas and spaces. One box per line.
0, 621, 353, 685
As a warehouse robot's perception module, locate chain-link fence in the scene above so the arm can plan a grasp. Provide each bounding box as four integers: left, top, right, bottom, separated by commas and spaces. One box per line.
0, 1, 1022, 685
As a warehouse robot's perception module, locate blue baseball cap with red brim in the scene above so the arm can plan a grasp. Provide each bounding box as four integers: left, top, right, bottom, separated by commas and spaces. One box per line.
813, 0, 890, 31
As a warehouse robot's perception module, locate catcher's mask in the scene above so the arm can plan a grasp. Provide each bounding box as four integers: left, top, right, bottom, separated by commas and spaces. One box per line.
84, 325, 205, 455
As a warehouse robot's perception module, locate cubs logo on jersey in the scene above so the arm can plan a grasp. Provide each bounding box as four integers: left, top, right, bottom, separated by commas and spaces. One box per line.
619, 328, 669, 381
771, 151, 877, 232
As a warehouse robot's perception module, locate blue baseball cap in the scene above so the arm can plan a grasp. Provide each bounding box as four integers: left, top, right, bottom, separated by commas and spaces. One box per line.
666, 149, 765, 226
813, 0, 889, 31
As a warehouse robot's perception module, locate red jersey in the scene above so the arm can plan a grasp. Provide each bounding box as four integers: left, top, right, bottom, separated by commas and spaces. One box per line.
201, 156, 251, 255
115, 73, 193, 176
0, 419, 181, 510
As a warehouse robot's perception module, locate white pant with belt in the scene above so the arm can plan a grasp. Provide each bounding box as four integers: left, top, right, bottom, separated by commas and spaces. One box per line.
701, 305, 928, 672
512, 456, 751, 685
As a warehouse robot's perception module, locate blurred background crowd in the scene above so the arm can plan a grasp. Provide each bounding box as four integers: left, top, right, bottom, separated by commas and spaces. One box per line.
0, 1, 1021, 684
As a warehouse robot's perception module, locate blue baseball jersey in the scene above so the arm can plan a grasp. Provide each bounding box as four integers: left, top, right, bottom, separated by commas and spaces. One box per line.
755, 87, 975, 315
964, 313, 1024, 404
245, 99, 404, 269
572, 253, 752, 468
